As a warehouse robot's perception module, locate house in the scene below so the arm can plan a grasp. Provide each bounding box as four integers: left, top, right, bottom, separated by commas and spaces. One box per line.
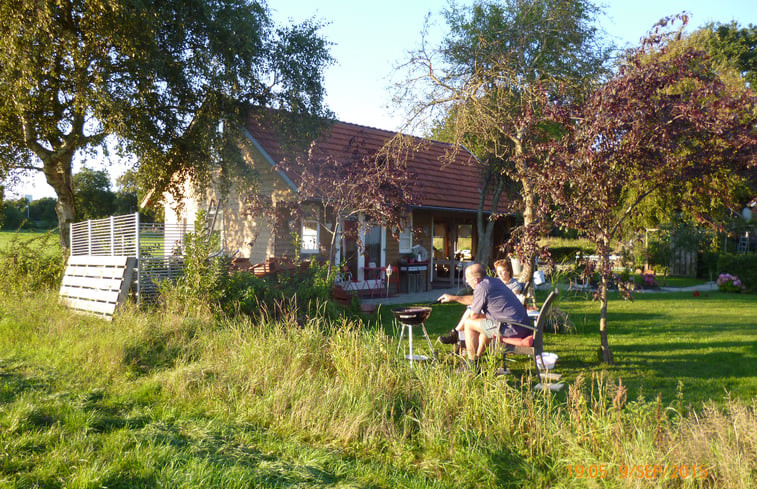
163, 110, 511, 292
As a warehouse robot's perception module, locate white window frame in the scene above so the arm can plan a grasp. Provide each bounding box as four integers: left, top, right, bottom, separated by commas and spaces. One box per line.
398, 215, 413, 254
301, 219, 319, 254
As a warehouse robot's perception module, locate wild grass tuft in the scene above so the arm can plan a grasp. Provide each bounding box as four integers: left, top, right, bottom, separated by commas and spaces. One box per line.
1, 291, 755, 488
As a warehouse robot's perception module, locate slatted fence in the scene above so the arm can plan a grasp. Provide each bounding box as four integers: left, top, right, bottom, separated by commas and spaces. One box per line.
67, 213, 189, 306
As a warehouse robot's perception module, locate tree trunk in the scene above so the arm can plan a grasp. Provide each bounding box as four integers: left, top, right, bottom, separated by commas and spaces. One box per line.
42, 154, 76, 255
476, 212, 494, 267
324, 216, 340, 282
598, 257, 615, 364
475, 166, 505, 266
518, 178, 536, 286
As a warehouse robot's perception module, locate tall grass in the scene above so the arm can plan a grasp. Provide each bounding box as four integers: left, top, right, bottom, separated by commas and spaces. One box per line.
0, 231, 62, 293
1, 292, 755, 488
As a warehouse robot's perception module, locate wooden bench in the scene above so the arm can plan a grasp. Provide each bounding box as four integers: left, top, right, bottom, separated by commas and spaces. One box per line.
59, 255, 136, 320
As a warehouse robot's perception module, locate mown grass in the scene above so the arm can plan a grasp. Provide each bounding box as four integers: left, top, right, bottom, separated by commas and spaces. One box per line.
1, 288, 755, 488
378, 289, 757, 406
0, 229, 60, 249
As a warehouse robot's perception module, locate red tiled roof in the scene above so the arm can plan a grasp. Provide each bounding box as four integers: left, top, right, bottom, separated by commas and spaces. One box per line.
243, 111, 490, 213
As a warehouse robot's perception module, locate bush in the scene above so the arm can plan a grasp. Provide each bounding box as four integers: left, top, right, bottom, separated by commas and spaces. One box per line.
717, 254, 757, 293
546, 243, 596, 263
158, 214, 230, 317
158, 213, 347, 320
0, 232, 63, 294
224, 260, 349, 320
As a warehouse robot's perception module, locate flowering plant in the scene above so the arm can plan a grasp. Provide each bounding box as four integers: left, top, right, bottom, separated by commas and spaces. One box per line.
642, 272, 658, 289
716, 273, 743, 293
634, 271, 658, 289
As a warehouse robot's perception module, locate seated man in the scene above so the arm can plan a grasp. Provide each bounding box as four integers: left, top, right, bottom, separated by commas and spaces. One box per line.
438, 263, 530, 371
438, 259, 525, 347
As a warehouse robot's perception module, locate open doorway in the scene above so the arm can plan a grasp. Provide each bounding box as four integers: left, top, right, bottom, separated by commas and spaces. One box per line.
432, 219, 476, 287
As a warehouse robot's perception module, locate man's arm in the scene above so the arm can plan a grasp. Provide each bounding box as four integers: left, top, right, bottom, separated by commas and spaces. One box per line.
438, 293, 473, 306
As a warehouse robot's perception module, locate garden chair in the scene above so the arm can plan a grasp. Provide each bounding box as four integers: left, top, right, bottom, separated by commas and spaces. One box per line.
490, 289, 562, 384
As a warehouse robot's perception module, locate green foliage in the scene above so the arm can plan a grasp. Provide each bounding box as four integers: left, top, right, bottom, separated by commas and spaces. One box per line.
542, 238, 596, 263
160, 214, 229, 316
224, 260, 349, 320
717, 253, 757, 293
159, 214, 343, 320
0, 198, 26, 230
705, 21, 757, 87
73, 168, 116, 220
0, 0, 332, 244
0, 231, 63, 294
1, 198, 58, 230
28, 197, 58, 229
1, 291, 756, 488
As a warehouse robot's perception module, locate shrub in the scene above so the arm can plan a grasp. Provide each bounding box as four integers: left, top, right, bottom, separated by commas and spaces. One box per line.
717, 254, 757, 293
158, 214, 229, 316
224, 260, 350, 320
158, 215, 348, 320
0, 232, 63, 294
717, 273, 745, 293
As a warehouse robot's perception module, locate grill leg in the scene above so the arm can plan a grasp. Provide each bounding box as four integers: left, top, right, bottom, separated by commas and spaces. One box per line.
408, 324, 414, 368
420, 322, 435, 358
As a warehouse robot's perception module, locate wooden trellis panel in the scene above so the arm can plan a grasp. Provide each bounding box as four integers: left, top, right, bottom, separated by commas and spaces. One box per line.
59, 255, 136, 320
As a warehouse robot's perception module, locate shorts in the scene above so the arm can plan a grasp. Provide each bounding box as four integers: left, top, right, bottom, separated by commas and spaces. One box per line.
500, 322, 531, 339
479, 319, 501, 339
480, 319, 531, 340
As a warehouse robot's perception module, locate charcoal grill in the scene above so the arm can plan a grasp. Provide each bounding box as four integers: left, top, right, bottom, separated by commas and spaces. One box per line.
392, 306, 436, 367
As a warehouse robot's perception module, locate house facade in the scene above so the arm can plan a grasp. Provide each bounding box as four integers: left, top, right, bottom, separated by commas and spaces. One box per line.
163, 111, 511, 292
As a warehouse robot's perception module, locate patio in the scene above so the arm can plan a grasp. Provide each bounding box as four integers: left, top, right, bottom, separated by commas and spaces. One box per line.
359, 286, 462, 306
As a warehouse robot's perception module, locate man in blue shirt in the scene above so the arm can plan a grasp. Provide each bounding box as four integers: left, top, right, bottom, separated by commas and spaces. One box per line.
438, 263, 530, 371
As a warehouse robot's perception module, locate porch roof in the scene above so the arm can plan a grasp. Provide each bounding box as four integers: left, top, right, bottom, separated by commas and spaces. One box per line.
244, 111, 496, 213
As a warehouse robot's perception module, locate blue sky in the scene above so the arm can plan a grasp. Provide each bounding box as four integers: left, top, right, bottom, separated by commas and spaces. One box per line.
12, 0, 757, 199
270, 0, 756, 131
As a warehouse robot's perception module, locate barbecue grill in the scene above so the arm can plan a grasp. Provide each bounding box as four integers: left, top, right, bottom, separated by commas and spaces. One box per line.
393, 306, 436, 367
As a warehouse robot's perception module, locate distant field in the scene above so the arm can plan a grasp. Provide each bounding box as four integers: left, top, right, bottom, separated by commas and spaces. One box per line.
0, 230, 61, 254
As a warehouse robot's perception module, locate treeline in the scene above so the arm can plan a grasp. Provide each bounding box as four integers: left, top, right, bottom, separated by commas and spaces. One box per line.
1, 168, 161, 230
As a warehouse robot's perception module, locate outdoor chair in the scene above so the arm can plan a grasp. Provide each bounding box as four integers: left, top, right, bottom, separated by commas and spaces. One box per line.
490, 289, 562, 383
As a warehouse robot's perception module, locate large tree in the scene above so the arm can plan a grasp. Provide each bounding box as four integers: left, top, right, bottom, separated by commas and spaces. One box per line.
73, 168, 114, 220
607, 20, 757, 238
537, 16, 757, 363
0, 0, 331, 253
396, 0, 610, 272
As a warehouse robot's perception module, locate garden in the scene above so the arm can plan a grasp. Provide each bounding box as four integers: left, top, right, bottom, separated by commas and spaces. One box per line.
0, 230, 755, 488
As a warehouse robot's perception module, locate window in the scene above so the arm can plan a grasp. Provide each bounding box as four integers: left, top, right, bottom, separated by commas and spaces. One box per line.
398, 216, 413, 253
364, 224, 382, 265
301, 220, 319, 254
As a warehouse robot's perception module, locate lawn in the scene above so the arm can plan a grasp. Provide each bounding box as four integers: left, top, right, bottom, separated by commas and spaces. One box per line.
0, 229, 60, 252
377, 289, 757, 406
1, 288, 755, 488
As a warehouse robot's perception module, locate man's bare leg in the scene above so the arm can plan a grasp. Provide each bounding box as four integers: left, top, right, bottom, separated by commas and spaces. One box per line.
463, 324, 480, 361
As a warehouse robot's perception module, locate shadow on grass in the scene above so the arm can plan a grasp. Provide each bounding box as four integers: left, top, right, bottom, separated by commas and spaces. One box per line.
0, 360, 50, 403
